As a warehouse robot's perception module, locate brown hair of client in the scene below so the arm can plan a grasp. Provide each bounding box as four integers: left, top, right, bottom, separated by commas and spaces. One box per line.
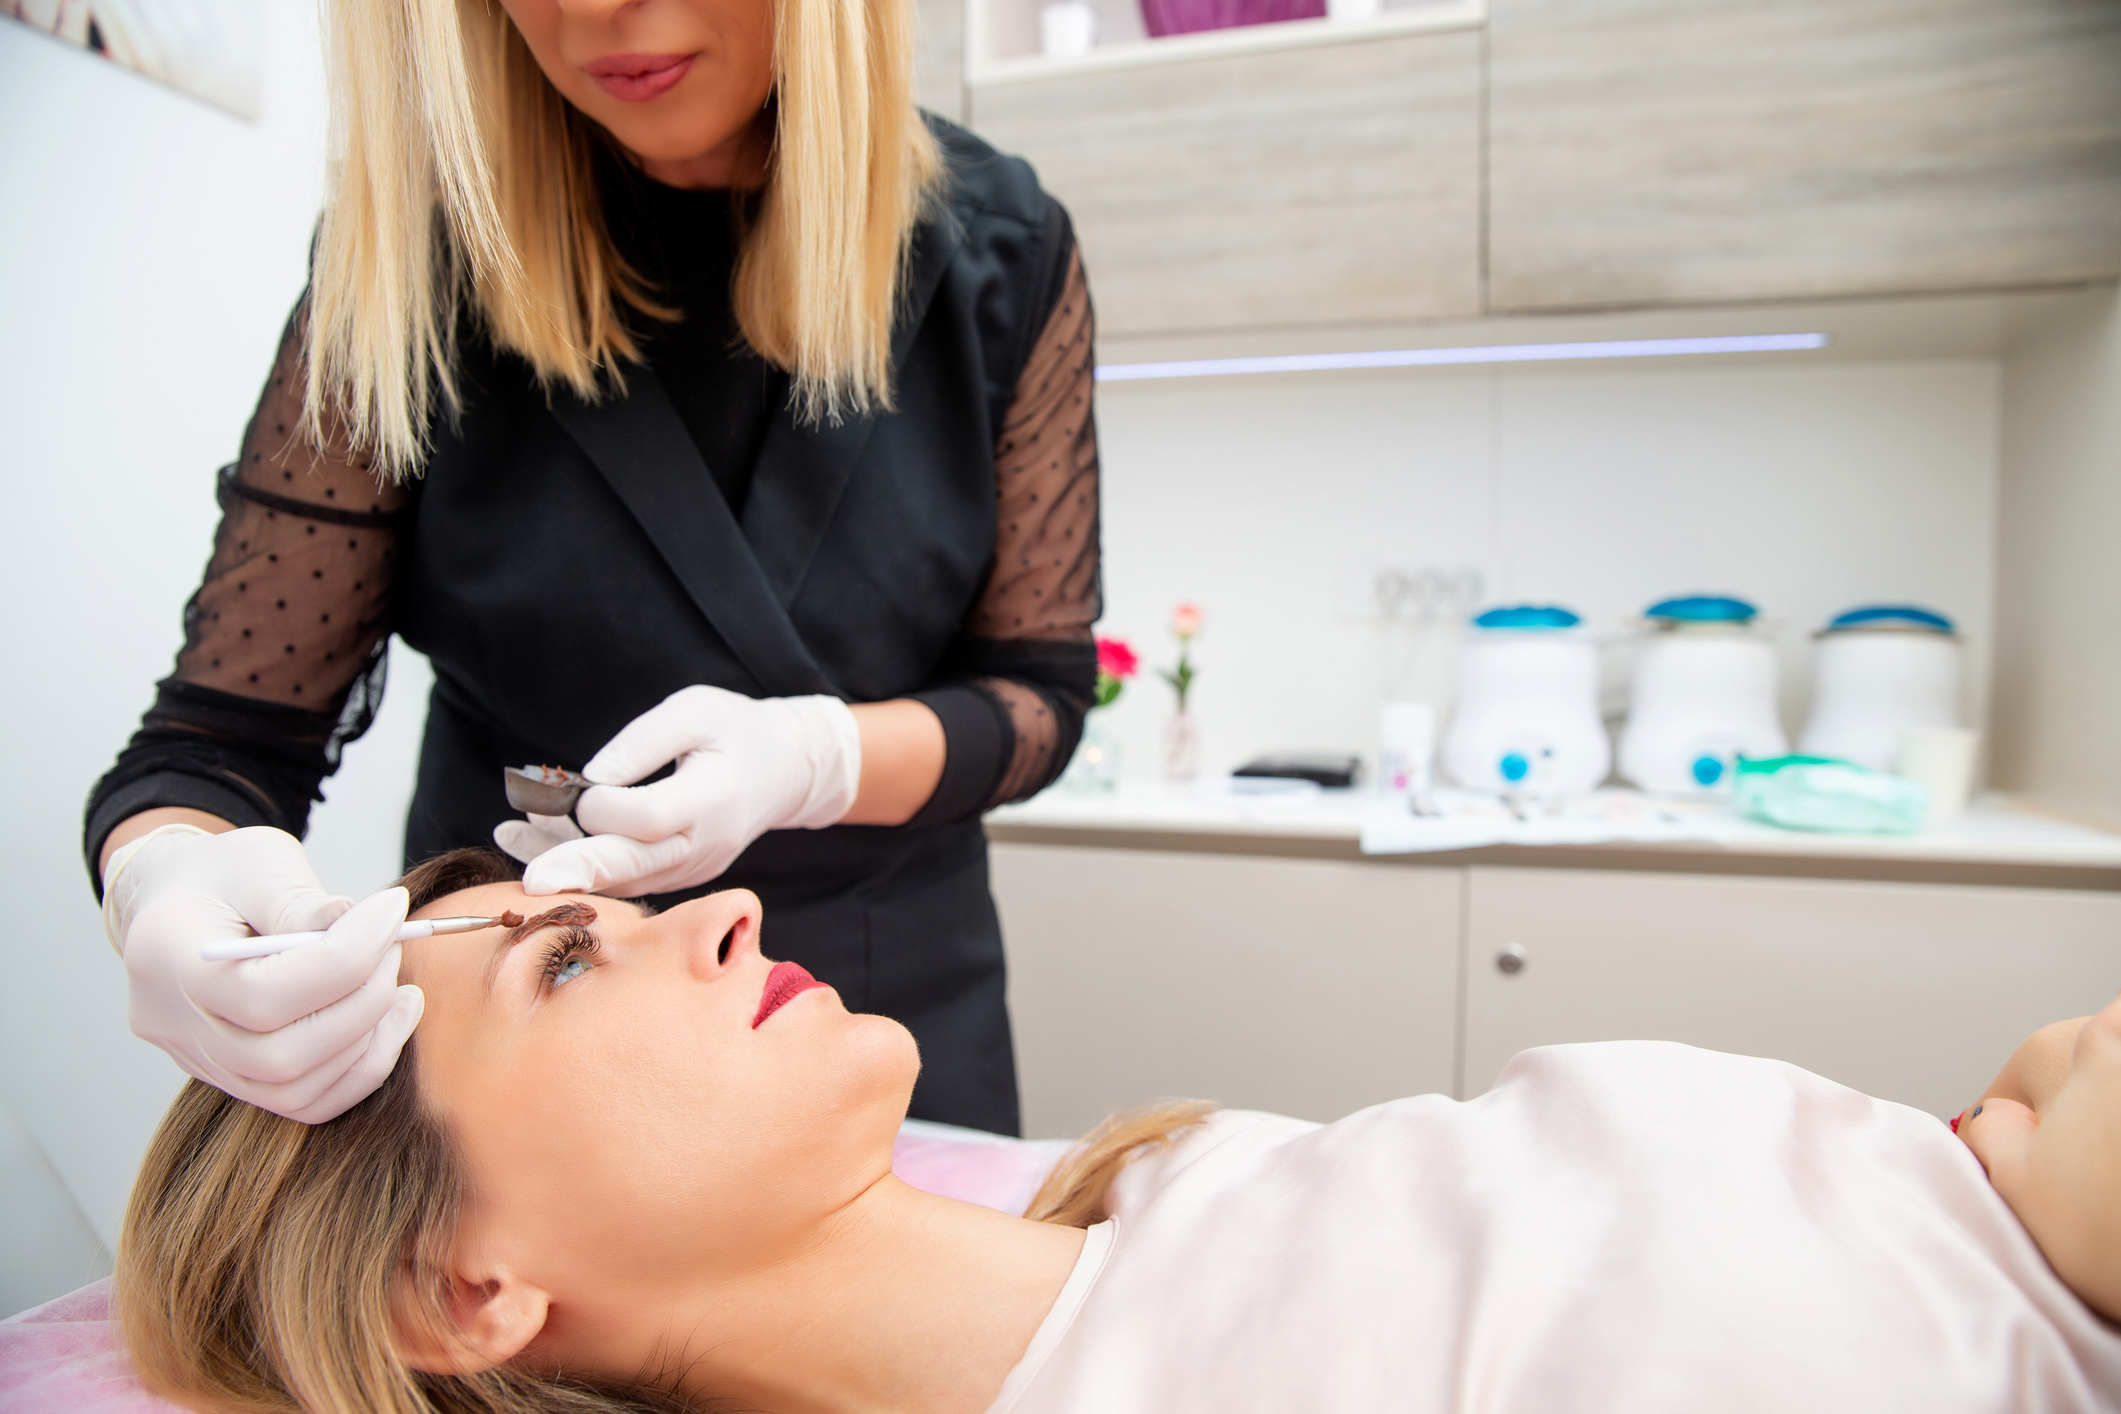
115, 847, 1210, 1414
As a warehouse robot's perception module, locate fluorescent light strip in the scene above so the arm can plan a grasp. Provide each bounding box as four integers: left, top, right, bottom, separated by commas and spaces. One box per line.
1094, 332, 1831, 382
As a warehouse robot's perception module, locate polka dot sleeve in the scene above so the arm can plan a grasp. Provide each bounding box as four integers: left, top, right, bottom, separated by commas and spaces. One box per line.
83, 310, 412, 888
911, 242, 1101, 820
176, 321, 409, 706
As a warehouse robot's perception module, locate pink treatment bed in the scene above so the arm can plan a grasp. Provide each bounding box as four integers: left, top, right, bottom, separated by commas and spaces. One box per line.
0, 1121, 1071, 1414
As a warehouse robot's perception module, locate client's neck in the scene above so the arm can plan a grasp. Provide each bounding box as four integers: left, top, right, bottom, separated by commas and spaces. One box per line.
669, 1176, 1086, 1413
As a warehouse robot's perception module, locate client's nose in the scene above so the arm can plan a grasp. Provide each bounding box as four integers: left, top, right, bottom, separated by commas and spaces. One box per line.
672, 889, 764, 981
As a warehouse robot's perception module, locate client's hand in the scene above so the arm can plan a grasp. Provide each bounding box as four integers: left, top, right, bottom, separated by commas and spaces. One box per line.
495, 685, 861, 898
1959, 990, 2121, 1323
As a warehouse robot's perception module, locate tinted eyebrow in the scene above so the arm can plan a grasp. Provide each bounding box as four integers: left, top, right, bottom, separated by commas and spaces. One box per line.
484, 902, 601, 997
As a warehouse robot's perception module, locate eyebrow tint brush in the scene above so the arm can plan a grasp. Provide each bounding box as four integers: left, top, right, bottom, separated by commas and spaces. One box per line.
199, 911, 525, 962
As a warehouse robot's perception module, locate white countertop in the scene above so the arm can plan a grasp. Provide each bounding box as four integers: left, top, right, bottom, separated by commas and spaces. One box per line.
987, 781, 2121, 873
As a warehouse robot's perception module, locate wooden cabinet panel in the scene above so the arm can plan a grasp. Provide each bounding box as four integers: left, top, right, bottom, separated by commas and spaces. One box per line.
968, 33, 1483, 335
915, 0, 966, 125
992, 843, 1462, 1136
1463, 867, 2121, 1118
1488, 0, 2121, 311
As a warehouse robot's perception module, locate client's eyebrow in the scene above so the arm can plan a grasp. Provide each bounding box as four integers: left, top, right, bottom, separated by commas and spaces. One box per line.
483, 901, 600, 997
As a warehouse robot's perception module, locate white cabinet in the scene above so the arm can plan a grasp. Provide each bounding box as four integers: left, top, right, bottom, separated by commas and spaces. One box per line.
992, 843, 1462, 1136
1462, 867, 2121, 1118
991, 838, 2121, 1136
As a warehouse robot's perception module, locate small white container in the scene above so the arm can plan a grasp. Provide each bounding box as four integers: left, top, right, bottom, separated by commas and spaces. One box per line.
1378, 701, 1437, 801
1799, 606, 1962, 772
1040, 1, 1098, 56
1896, 726, 1980, 821
1441, 606, 1610, 794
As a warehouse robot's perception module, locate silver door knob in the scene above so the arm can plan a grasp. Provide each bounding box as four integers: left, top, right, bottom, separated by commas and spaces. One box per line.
1496, 944, 1527, 975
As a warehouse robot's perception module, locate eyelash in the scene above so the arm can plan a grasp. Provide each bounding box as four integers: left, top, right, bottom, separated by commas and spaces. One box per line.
536, 926, 604, 989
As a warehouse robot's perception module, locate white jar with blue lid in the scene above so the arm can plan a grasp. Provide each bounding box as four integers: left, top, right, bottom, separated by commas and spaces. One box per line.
1797, 605, 1962, 772
1618, 595, 1787, 795
1441, 605, 1610, 793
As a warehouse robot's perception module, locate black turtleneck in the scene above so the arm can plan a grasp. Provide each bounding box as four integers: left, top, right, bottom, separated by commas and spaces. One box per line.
600, 159, 782, 518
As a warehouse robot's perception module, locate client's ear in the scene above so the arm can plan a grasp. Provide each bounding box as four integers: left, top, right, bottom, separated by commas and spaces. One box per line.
393, 1263, 551, 1375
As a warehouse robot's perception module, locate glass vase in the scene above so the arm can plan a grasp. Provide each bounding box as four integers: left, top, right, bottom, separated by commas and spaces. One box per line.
1063, 713, 1122, 793
1163, 711, 1201, 782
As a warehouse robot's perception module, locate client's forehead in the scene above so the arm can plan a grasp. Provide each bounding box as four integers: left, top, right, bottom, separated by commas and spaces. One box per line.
409, 879, 541, 922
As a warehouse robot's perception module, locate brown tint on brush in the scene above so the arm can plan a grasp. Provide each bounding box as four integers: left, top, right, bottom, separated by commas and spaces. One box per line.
507, 902, 598, 945
496, 910, 524, 929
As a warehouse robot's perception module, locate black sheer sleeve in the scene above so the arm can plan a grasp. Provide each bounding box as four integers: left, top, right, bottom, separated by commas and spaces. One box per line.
83, 309, 413, 893
911, 239, 1100, 823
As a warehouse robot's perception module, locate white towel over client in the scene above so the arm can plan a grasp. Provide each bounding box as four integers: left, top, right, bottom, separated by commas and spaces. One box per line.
987, 1042, 2121, 1413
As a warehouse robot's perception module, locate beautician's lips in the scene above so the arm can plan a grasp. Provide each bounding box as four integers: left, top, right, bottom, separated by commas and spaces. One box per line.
583, 52, 695, 102
752, 961, 829, 1028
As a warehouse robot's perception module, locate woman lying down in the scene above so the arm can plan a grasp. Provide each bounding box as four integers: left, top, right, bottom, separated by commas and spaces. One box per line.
120, 847, 2121, 1414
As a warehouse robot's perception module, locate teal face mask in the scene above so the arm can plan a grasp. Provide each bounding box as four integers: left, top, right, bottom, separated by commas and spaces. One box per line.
1733, 755, 1930, 835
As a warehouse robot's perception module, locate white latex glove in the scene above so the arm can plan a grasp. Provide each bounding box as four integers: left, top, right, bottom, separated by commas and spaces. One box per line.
495, 685, 861, 898
102, 825, 424, 1123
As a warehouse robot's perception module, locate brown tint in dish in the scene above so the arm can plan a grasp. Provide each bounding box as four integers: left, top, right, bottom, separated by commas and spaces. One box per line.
503, 765, 590, 815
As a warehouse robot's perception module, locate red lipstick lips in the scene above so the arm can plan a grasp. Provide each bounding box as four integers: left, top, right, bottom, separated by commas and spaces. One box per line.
583, 52, 694, 103
753, 961, 828, 1028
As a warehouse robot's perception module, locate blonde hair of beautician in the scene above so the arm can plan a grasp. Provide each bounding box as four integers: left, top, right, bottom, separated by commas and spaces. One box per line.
305, 0, 942, 478
115, 849, 1209, 1414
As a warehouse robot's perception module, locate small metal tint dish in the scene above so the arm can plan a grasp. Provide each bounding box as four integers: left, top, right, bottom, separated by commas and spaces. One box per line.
504, 765, 590, 816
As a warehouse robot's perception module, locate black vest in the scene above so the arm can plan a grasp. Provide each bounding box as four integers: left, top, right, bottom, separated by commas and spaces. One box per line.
393, 120, 1070, 1135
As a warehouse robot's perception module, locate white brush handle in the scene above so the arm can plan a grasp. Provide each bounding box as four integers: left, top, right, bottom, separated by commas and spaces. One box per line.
200, 919, 446, 963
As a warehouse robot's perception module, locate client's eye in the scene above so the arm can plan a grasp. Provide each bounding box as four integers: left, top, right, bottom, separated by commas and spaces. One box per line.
537, 926, 604, 990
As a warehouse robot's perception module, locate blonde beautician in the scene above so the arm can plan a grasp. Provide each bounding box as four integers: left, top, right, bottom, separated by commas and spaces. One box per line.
88, 0, 1100, 1133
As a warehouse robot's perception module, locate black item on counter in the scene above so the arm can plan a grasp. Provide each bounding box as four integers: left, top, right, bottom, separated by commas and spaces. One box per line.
1233, 754, 1364, 789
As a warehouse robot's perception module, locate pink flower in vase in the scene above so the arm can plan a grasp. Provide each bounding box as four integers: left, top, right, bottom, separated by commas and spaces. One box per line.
1094, 635, 1139, 708
1158, 603, 1206, 781
1159, 602, 1204, 716
1097, 637, 1140, 679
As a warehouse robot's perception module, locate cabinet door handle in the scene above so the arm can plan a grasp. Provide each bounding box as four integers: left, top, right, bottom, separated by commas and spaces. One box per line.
1496, 944, 1527, 975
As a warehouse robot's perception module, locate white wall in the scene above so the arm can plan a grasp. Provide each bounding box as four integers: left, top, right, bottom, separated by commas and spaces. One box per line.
1087, 358, 2000, 783
0, 1094, 112, 1317
0, 8, 433, 1314
1991, 288, 2121, 824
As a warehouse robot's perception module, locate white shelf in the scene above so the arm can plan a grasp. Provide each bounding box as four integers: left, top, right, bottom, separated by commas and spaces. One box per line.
966, 0, 1484, 87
